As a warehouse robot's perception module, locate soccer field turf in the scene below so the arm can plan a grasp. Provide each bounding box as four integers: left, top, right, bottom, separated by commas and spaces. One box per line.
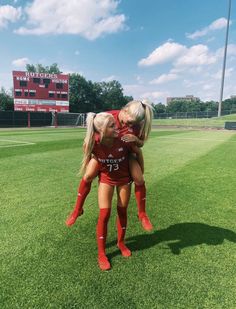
1, 128, 236, 308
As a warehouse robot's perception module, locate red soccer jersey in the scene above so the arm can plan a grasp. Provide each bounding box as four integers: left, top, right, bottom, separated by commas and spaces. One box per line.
92, 137, 135, 186
107, 110, 141, 138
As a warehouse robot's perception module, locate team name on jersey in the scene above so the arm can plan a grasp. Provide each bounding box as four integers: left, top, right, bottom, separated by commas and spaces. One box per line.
98, 156, 125, 164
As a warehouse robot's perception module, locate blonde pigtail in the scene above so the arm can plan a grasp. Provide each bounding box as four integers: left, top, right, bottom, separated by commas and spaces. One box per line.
139, 100, 153, 141
80, 113, 96, 175
79, 112, 114, 175
123, 100, 153, 142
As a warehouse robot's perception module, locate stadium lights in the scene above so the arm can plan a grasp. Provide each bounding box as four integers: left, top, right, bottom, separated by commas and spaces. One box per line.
218, 0, 232, 117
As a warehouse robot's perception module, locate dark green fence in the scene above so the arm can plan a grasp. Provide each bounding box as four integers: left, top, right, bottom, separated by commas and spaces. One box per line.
225, 122, 236, 130
0, 111, 52, 127
0, 111, 86, 127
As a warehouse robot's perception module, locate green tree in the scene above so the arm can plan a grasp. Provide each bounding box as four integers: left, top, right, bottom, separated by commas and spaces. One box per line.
152, 102, 166, 115
98, 80, 131, 110
166, 100, 189, 113
222, 97, 236, 112
0, 88, 13, 111
26, 63, 61, 74
205, 101, 218, 112
69, 73, 100, 113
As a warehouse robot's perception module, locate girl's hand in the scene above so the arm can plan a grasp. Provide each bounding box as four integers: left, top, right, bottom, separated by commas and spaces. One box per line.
121, 134, 137, 143
121, 134, 144, 147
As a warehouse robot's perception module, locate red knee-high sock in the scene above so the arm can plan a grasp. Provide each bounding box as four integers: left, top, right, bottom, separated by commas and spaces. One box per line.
135, 183, 146, 219
96, 208, 111, 257
72, 178, 91, 218
117, 206, 127, 244
117, 206, 131, 257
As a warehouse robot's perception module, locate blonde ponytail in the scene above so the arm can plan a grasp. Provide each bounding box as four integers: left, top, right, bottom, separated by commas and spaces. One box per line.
80, 112, 114, 175
139, 100, 153, 141
80, 112, 96, 175
123, 100, 153, 141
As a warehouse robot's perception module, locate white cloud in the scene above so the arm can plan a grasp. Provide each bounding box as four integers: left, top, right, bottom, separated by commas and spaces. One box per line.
150, 73, 179, 85
209, 18, 229, 30
14, 0, 126, 40
0, 72, 12, 90
186, 17, 231, 39
211, 67, 234, 80
206, 37, 215, 43
140, 42, 217, 70
61, 68, 80, 75
135, 75, 146, 84
183, 79, 205, 88
174, 44, 216, 67
215, 44, 236, 58
122, 84, 168, 103
203, 84, 214, 90
140, 91, 169, 102
12, 57, 29, 68
101, 75, 117, 82
138, 42, 186, 67
0, 5, 21, 29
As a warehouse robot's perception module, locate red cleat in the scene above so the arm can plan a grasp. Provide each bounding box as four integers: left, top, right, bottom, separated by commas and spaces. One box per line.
117, 242, 132, 257
139, 214, 153, 231
65, 209, 84, 227
98, 255, 111, 271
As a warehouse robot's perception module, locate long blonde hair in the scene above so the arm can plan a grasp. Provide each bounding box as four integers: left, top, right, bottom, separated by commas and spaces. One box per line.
80, 112, 114, 174
122, 99, 153, 141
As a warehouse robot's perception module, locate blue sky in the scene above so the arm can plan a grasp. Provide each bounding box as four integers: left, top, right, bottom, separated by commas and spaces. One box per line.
0, 0, 235, 104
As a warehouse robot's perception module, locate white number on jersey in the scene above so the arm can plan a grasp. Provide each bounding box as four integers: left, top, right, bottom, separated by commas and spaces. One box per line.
107, 163, 119, 172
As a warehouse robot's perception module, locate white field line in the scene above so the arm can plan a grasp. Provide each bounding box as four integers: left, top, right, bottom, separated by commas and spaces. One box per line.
157, 136, 236, 143
0, 139, 35, 148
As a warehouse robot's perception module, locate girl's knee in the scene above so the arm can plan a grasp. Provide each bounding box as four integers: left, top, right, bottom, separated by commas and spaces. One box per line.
133, 177, 144, 186
83, 173, 95, 183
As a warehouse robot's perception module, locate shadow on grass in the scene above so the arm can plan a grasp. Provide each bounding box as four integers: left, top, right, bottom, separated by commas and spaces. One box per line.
107, 222, 236, 258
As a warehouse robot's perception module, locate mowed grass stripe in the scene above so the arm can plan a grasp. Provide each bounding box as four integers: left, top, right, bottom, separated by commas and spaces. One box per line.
143, 130, 234, 183
0, 139, 36, 148
1, 129, 236, 308
0, 127, 86, 137
0, 138, 84, 159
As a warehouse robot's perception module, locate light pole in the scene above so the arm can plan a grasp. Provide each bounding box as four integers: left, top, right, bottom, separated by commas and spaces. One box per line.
218, 0, 232, 117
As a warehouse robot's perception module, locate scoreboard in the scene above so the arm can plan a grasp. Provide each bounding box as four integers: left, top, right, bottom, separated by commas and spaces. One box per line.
13, 71, 69, 112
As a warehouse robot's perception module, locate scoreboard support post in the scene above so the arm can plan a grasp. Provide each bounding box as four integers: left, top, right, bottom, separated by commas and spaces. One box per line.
54, 111, 58, 128
28, 111, 31, 128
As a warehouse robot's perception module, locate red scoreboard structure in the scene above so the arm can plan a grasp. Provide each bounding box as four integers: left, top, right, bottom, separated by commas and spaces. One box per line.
12, 71, 69, 112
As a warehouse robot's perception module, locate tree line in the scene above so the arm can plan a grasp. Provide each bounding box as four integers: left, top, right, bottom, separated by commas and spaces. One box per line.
152, 98, 236, 115
0, 63, 236, 114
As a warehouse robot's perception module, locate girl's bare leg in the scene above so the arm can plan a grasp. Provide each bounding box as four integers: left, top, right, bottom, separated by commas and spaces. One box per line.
66, 158, 99, 226
116, 183, 132, 257
97, 183, 114, 271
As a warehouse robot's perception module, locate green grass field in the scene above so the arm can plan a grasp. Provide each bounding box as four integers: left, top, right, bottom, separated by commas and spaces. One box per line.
153, 113, 236, 128
1, 127, 236, 308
